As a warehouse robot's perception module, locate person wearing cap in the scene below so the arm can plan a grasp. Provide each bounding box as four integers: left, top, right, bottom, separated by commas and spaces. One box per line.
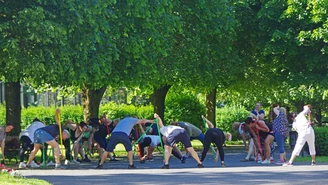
26, 109, 70, 169
18, 118, 45, 168
283, 105, 316, 167
155, 113, 204, 169
0, 122, 14, 164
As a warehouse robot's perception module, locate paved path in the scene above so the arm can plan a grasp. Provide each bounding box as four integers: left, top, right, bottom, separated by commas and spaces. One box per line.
18, 150, 328, 185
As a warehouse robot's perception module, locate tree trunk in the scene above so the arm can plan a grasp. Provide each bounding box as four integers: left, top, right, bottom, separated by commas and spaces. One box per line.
295, 101, 304, 113
206, 88, 217, 127
316, 107, 322, 127
81, 85, 107, 122
153, 85, 171, 122
5, 81, 21, 136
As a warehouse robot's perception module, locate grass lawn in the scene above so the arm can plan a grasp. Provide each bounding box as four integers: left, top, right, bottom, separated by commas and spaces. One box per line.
294, 156, 328, 163
0, 172, 52, 185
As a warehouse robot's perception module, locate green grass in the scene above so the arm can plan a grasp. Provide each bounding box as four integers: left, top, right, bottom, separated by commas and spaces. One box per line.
0, 172, 52, 185
294, 156, 328, 163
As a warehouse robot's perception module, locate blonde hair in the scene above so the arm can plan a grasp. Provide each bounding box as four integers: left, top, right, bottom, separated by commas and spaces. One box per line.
232, 122, 241, 131
280, 107, 286, 115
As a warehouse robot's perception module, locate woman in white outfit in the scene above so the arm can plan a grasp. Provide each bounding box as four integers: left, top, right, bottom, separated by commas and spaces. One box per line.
283, 105, 316, 166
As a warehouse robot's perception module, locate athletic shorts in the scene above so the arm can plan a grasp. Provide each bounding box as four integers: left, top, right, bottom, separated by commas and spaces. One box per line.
166, 129, 192, 148
94, 134, 107, 149
34, 129, 54, 144
106, 132, 132, 152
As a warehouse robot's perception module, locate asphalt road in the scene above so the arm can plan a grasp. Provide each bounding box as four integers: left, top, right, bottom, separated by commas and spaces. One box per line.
18, 150, 328, 185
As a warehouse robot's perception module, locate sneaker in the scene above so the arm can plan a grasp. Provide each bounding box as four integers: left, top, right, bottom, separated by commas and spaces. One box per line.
181, 156, 187, 164
30, 161, 40, 168
270, 157, 274, 163
275, 160, 286, 165
148, 158, 154, 162
240, 158, 250, 162
249, 158, 255, 161
282, 162, 293, 167
47, 161, 55, 166
72, 159, 80, 164
128, 164, 136, 169
197, 163, 204, 168
96, 164, 103, 169
83, 158, 91, 163
25, 164, 31, 169
110, 158, 118, 162
76, 158, 83, 163
55, 164, 66, 170
140, 159, 146, 164
261, 159, 270, 164
64, 159, 70, 165
19, 162, 26, 169
221, 163, 226, 167
161, 164, 169, 169
311, 161, 316, 166
257, 159, 262, 164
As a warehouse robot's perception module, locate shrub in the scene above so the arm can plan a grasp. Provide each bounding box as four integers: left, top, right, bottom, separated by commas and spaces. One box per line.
165, 92, 206, 128
0, 104, 5, 125
313, 127, 328, 156
216, 105, 249, 138
100, 102, 153, 119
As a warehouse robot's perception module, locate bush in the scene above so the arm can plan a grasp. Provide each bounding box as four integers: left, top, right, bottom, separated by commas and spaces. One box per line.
0, 104, 5, 125
216, 105, 249, 137
313, 127, 328, 156
100, 102, 153, 119
165, 92, 206, 128
21, 105, 84, 129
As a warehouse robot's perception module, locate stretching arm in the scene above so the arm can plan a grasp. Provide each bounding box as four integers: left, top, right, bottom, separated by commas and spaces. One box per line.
154, 113, 164, 128
201, 115, 214, 128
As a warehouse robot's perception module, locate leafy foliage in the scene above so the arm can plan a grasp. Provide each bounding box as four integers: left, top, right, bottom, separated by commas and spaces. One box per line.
165, 91, 206, 129
216, 105, 250, 133
313, 127, 328, 156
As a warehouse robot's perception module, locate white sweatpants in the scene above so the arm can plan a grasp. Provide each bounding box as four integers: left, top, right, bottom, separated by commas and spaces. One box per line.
292, 127, 316, 156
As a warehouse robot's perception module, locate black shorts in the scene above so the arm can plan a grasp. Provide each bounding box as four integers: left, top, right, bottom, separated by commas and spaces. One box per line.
106, 132, 132, 152
166, 129, 192, 148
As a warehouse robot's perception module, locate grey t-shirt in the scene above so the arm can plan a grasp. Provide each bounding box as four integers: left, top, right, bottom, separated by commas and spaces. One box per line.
178, 122, 202, 137
112, 117, 139, 135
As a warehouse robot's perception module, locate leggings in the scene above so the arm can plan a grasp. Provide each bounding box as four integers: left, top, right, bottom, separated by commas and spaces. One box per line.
139, 139, 181, 160
201, 128, 225, 162
20, 136, 34, 162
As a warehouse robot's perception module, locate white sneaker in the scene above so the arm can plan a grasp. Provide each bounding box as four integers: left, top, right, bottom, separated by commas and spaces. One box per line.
19, 162, 26, 169
47, 161, 55, 166
261, 159, 270, 164
72, 159, 80, 164
257, 159, 262, 163
64, 159, 70, 165
30, 161, 40, 168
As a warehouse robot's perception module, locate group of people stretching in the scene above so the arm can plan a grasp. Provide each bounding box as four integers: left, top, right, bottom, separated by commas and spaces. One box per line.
15, 109, 226, 169
2, 102, 316, 170
233, 103, 316, 167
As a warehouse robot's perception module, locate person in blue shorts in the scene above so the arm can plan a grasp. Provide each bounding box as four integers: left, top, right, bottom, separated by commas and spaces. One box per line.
96, 116, 154, 169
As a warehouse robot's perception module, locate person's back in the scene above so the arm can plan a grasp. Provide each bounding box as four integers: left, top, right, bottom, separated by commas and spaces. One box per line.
112, 117, 139, 135
19, 121, 45, 141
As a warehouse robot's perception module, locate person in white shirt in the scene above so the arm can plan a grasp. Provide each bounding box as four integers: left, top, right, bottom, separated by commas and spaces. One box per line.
138, 124, 161, 163
18, 118, 45, 168
154, 113, 204, 169
283, 105, 316, 167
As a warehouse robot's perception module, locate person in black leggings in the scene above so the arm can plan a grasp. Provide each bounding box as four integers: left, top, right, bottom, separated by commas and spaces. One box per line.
201, 115, 226, 167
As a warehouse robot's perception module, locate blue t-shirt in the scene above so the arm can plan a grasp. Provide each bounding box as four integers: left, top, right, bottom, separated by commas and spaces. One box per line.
112, 117, 139, 135
251, 110, 265, 116
40, 124, 60, 138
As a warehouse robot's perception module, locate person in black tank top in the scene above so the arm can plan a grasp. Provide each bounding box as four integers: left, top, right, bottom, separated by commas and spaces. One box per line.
201, 116, 226, 167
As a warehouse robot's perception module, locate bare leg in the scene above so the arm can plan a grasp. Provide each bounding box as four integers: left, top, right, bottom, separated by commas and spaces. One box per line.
47, 140, 61, 164
127, 151, 134, 165
99, 151, 109, 165
164, 145, 173, 165
186, 147, 202, 164
27, 144, 41, 165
